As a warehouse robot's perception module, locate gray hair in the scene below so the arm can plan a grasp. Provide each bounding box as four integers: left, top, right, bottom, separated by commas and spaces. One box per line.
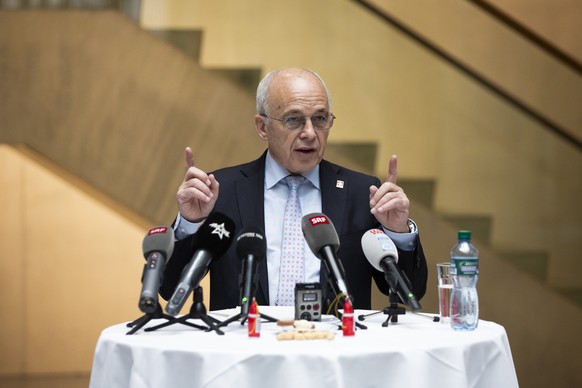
256, 68, 332, 115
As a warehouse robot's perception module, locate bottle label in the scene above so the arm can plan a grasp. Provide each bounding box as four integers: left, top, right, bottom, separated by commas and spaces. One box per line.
248, 299, 261, 337
342, 313, 355, 336
248, 313, 260, 337
451, 257, 479, 275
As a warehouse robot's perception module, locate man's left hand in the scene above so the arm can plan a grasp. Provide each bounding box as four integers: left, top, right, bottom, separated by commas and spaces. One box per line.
369, 155, 410, 233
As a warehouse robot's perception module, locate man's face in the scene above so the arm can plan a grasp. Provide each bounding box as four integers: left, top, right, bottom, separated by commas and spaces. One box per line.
254, 70, 331, 175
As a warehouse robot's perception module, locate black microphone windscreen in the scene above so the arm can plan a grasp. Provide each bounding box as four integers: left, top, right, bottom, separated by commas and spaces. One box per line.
236, 226, 266, 261
301, 213, 340, 256
193, 212, 236, 258
142, 226, 174, 258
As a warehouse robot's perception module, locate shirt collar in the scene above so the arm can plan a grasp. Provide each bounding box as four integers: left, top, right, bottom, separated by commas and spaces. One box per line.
265, 151, 320, 190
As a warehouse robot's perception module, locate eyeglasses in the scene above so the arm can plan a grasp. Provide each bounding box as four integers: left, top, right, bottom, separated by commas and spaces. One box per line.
260, 112, 336, 131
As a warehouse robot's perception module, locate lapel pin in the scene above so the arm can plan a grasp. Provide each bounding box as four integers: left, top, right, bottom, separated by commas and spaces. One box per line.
336, 180, 344, 189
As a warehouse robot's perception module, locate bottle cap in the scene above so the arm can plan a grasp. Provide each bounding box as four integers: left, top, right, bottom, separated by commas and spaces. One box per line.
458, 230, 471, 240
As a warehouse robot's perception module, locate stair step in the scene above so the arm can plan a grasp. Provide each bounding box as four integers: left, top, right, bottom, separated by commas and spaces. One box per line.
497, 250, 549, 283
148, 29, 261, 95
498, 250, 581, 308
442, 214, 492, 245
208, 68, 262, 95
325, 142, 435, 209
554, 288, 582, 308
326, 142, 377, 173
399, 179, 435, 210
149, 29, 203, 61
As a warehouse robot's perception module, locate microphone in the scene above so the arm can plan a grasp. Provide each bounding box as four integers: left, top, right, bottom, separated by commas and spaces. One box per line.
361, 229, 421, 311
165, 212, 235, 316
236, 226, 266, 316
301, 213, 350, 298
139, 226, 175, 314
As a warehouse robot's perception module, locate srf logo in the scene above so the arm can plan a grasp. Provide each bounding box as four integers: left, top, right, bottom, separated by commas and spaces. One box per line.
369, 229, 384, 235
148, 227, 168, 235
309, 216, 329, 226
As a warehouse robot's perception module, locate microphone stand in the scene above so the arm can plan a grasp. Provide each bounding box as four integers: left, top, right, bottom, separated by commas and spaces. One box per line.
145, 287, 225, 335
337, 310, 368, 330
320, 258, 367, 330
126, 299, 177, 335
214, 307, 278, 329
358, 290, 405, 327
327, 293, 367, 330
215, 280, 278, 329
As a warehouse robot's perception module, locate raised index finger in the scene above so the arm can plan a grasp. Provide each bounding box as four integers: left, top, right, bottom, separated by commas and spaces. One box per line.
184, 146, 195, 171
387, 154, 398, 184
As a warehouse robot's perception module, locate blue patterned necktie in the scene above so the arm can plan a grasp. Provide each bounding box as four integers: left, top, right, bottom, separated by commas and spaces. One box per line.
276, 175, 306, 306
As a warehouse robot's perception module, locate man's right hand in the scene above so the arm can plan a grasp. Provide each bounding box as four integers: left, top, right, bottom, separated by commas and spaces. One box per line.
176, 147, 219, 222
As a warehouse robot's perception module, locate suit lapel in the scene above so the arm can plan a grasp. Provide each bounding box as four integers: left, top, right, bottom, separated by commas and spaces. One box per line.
235, 153, 269, 303
318, 160, 347, 288
236, 159, 265, 231
320, 159, 347, 236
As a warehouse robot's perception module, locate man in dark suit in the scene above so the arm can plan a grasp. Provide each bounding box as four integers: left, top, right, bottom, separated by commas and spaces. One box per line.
160, 68, 428, 311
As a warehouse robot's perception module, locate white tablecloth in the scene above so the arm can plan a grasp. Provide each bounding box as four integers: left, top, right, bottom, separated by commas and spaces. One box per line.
89, 306, 518, 388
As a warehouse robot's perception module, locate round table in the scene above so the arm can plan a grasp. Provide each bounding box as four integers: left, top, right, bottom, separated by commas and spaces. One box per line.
89, 306, 518, 388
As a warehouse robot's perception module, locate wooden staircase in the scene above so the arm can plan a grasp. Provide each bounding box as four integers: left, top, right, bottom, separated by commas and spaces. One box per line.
1, 7, 581, 387
129, 17, 582, 312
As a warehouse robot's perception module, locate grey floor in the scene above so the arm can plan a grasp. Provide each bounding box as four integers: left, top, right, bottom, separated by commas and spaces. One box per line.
0, 374, 90, 388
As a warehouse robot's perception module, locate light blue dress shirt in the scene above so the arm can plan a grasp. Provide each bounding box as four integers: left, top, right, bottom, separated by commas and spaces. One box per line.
263, 152, 322, 305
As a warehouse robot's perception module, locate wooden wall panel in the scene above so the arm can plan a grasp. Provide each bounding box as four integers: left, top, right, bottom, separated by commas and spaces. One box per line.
0, 145, 149, 374
0, 10, 266, 227
0, 146, 26, 374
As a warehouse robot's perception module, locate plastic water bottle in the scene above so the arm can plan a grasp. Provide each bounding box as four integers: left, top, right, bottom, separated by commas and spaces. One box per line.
450, 230, 479, 331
